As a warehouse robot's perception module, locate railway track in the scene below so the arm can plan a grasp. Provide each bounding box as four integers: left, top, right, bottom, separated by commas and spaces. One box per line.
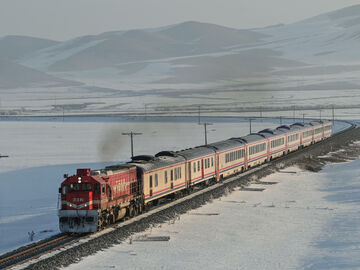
1, 121, 357, 270
0, 234, 85, 270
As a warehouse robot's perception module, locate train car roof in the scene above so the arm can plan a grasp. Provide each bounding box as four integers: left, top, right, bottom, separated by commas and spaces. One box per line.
258, 128, 285, 138
208, 139, 245, 152
90, 164, 136, 177
177, 146, 215, 160
290, 122, 313, 130
240, 133, 266, 144
128, 154, 185, 172
277, 124, 301, 132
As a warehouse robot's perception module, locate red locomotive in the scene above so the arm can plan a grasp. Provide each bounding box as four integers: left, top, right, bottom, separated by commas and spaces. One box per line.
59, 165, 143, 233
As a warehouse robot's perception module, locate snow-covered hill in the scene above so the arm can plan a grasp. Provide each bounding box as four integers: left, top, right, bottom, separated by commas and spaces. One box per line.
15, 5, 360, 85
0, 35, 59, 61
0, 59, 81, 89
1, 5, 360, 113
19, 22, 265, 72
254, 4, 360, 64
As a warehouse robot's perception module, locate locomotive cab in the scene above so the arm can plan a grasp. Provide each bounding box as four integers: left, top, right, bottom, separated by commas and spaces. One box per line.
58, 168, 102, 233
58, 165, 139, 233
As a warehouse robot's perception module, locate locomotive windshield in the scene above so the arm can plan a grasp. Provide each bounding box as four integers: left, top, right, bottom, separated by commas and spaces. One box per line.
70, 183, 80, 191
62, 183, 93, 193
82, 183, 92, 191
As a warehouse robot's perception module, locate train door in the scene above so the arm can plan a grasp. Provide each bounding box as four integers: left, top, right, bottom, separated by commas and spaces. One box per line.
244, 146, 248, 169
216, 154, 220, 180
201, 159, 204, 179
187, 162, 191, 189
267, 139, 270, 161
170, 169, 174, 189
149, 175, 153, 197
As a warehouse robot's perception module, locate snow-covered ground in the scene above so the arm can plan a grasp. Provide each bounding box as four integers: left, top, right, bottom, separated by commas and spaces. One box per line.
64, 158, 360, 270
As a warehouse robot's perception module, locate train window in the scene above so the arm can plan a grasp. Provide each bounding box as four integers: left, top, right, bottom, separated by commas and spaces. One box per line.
211, 157, 214, 167
174, 168, 178, 180
150, 175, 153, 188
82, 183, 92, 191
102, 184, 105, 195
62, 185, 68, 195
155, 174, 158, 187
70, 183, 80, 191
164, 171, 168, 184
179, 168, 181, 178
197, 161, 200, 171
193, 163, 196, 173
171, 170, 174, 181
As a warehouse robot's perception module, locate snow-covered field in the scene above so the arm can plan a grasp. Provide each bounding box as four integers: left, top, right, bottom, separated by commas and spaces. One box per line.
64, 158, 360, 270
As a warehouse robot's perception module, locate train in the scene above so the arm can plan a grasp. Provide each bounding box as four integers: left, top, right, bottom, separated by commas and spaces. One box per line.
58, 120, 333, 233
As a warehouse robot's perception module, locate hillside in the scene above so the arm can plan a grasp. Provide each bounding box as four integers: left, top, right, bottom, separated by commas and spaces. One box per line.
0, 35, 59, 61
254, 4, 360, 64
0, 59, 81, 89
8, 4, 360, 87
20, 22, 266, 72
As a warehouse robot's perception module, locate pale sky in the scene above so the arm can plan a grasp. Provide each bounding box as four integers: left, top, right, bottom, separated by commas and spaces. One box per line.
0, 0, 359, 41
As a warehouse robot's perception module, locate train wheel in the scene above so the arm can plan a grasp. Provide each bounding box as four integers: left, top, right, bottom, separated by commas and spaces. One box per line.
129, 206, 135, 217
109, 214, 115, 224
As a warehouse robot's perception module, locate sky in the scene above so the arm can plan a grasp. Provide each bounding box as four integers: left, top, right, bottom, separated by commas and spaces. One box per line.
0, 0, 359, 41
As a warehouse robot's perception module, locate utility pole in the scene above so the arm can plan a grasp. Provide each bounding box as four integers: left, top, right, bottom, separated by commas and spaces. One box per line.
319, 109, 322, 121
332, 105, 335, 124
249, 118, 254, 133
198, 106, 201, 124
62, 105, 65, 122
293, 105, 296, 122
122, 131, 143, 158
302, 113, 306, 124
144, 104, 148, 120
200, 123, 212, 145
279, 116, 282, 125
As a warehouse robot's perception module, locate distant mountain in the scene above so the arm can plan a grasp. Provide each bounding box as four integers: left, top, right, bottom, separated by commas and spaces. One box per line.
0, 35, 59, 61
20, 21, 266, 72
0, 59, 81, 89
253, 4, 360, 64
12, 5, 360, 85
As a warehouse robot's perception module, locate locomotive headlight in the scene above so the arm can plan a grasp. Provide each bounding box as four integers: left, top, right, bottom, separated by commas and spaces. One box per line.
78, 177, 82, 183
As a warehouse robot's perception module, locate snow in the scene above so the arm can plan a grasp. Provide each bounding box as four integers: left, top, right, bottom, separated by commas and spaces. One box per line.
253, 11, 360, 64
20, 38, 105, 71
63, 159, 360, 270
